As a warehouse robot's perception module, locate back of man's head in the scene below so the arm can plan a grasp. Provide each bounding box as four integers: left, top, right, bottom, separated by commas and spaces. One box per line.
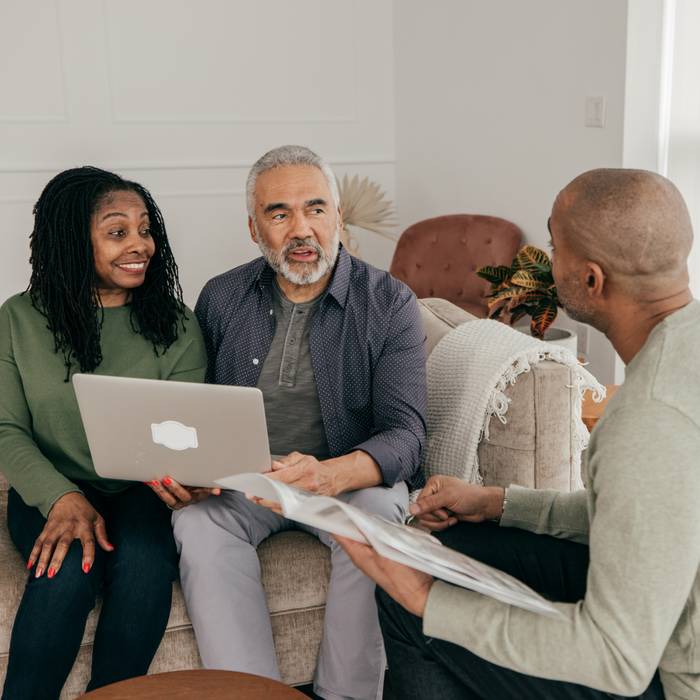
246, 145, 339, 219
556, 168, 693, 296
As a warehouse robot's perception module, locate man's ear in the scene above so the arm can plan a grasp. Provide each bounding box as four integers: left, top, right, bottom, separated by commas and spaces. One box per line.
248, 216, 258, 244
336, 205, 343, 233
585, 261, 606, 300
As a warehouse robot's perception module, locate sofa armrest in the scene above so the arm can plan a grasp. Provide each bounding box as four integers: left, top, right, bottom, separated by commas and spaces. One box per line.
418, 298, 581, 492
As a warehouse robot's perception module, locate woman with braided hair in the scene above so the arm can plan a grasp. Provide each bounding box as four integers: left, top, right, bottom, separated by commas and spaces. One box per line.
0, 167, 210, 700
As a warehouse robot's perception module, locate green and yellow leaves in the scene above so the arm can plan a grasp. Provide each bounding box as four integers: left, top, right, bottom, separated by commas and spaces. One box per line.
516, 246, 551, 273
530, 300, 559, 339
476, 245, 560, 338
475, 265, 510, 288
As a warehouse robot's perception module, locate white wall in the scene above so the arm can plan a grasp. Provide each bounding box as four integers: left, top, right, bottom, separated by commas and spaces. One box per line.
0, 0, 396, 309
623, 0, 664, 173
392, 0, 630, 384
3, 1, 662, 385
666, 0, 700, 301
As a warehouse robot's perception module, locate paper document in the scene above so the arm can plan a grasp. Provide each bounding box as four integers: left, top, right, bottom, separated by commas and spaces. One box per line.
215, 473, 567, 621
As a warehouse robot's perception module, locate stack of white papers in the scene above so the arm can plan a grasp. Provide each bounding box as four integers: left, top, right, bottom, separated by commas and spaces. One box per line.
215, 473, 567, 621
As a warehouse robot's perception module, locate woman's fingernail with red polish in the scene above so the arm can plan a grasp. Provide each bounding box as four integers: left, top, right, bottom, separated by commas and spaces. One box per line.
83, 562, 91, 574
162, 477, 172, 486
151, 480, 159, 488
35, 568, 43, 578
108, 542, 115, 550
48, 567, 56, 579
27, 560, 33, 570
142, 481, 150, 485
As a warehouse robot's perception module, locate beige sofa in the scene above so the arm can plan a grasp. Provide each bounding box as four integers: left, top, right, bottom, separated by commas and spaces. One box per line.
0, 298, 583, 698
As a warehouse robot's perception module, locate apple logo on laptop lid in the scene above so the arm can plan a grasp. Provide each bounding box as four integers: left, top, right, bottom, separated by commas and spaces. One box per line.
151, 421, 199, 451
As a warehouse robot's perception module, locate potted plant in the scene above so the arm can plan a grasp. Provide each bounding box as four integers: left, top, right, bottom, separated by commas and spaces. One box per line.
476, 246, 576, 351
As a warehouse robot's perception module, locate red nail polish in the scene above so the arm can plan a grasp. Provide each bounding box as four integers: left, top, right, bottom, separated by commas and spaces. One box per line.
151, 480, 159, 488
162, 477, 172, 486
83, 562, 91, 574
35, 568, 43, 578
27, 560, 33, 570
48, 567, 56, 579
142, 481, 150, 485
108, 542, 115, 550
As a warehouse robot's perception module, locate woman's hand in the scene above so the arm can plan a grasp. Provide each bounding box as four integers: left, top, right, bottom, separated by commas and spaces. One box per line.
29, 492, 113, 579
409, 476, 505, 531
149, 478, 220, 510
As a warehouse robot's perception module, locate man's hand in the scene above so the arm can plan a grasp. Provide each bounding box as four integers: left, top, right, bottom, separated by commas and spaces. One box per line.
247, 451, 383, 516
409, 476, 505, 531
28, 492, 113, 579
149, 478, 220, 510
268, 452, 341, 494
334, 535, 435, 617
246, 452, 340, 516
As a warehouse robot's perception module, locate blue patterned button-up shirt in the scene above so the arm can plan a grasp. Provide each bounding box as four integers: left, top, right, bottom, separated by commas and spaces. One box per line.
194, 247, 427, 487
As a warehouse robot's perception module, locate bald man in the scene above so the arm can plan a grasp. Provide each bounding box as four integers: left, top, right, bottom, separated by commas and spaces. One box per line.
336, 169, 699, 700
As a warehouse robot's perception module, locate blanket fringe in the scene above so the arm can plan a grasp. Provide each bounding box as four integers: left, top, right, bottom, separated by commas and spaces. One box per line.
420, 320, 605, 492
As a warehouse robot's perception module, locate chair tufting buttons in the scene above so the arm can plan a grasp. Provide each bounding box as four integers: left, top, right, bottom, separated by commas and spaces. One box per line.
444, 263, 450, 270
416, 262, 421, 268
429, 289, 434, 295
457, 289, 463, 296
461, 238, 467, 244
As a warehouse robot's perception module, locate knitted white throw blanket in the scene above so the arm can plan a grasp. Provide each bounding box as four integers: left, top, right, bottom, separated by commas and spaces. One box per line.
420, 320, 605, 490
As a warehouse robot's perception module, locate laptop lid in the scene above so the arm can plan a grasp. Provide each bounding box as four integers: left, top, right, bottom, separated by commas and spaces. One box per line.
73, 374, 271, 487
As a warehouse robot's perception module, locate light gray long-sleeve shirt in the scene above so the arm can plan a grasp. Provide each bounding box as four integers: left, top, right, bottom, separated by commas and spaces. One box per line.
423, 300, 700, 699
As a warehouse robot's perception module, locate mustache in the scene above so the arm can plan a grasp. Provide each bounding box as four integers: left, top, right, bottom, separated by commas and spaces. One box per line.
282, 237, 325, 259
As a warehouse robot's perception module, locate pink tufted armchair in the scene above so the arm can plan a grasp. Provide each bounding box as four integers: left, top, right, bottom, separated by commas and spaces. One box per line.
389, 214, 522, 318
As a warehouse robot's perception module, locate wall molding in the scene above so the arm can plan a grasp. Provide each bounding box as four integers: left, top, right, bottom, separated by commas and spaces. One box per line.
154, 190, 244, 199
0, 0, 69, 123
0, 197, 35, 205
0, 157, 396, 174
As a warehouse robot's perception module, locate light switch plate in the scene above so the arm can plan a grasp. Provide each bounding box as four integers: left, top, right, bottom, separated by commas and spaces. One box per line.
585, 96, 606, 128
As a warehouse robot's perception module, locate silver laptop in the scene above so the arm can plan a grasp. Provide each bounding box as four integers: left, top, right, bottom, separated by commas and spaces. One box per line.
73, 374, 272, 487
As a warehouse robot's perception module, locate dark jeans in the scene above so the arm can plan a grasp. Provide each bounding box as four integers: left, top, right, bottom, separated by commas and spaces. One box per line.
2, 482, 178, 700
377, 521, 666, 700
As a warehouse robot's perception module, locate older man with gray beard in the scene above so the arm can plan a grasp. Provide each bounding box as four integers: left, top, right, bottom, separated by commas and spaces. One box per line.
161, 146, 427, 700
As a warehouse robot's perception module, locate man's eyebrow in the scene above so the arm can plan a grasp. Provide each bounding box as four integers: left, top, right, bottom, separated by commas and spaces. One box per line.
263, 202, 289, 215
100, 211, 148, 222
306, 199, 327, 207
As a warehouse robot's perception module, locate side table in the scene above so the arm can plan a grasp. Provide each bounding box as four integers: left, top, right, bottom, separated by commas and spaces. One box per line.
77, 670, 308, 699
581, 385, 619, 432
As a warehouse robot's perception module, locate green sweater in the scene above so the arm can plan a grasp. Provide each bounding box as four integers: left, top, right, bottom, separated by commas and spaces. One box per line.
423, 300, 700, 700
0, 293, 207, 517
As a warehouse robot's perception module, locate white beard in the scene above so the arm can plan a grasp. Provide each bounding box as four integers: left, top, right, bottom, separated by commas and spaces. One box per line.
256, 223, 340, 285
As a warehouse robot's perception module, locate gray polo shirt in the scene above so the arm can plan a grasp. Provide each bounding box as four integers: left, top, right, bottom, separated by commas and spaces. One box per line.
255, 276, 331, 461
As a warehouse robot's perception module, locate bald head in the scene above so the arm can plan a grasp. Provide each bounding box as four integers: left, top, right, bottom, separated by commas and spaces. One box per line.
553, 169, 693, 292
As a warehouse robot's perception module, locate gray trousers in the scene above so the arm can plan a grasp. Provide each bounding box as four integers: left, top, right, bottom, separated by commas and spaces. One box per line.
172, 482, 408, 700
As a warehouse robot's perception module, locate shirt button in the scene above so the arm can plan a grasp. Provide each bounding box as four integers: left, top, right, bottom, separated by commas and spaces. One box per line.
289, 338, 296, 345
284, 364, 291, 372
269, 309, 273, 315
253, 359, 259, 365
